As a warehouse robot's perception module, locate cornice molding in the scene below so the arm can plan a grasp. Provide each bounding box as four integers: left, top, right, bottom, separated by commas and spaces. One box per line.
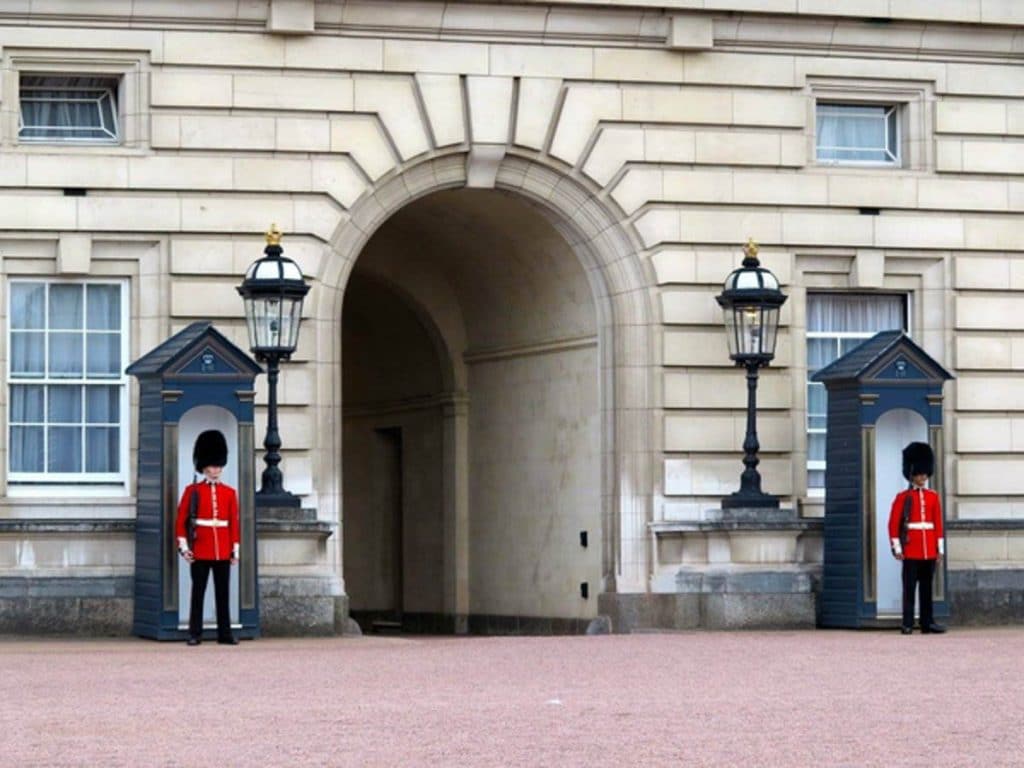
0, 2, 1018, 64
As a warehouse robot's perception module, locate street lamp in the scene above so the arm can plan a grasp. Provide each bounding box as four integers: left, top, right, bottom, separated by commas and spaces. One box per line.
237, 224, 310, 508
716, 238, 788, 510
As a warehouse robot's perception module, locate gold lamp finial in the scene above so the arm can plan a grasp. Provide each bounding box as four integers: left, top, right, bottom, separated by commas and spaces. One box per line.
266, 223, 283, 246
743, 237, 759, 260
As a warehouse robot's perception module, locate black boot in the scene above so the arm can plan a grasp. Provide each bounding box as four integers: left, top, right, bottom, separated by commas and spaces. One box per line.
922, 623, 946, 634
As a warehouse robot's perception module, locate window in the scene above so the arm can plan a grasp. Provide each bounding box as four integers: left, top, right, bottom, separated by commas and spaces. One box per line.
816, 103, 899, 165
8, 280, 128, 482
18, 74, 120, 143
806, 293, 906, 494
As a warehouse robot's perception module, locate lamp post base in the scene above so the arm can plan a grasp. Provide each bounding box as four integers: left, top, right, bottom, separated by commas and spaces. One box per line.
721, 492, 779, 510
255, 490, 302, 509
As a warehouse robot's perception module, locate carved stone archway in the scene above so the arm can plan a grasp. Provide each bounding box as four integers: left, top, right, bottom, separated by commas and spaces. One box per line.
316, 150, 657, 629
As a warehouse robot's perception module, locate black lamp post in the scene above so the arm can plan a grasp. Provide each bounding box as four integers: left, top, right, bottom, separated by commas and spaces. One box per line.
237, 224, 310, 508
716, 239, 788, 510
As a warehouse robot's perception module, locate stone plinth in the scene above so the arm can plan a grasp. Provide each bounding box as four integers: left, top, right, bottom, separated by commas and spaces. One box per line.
256, 506, 343, 636
603, 507, 823, 631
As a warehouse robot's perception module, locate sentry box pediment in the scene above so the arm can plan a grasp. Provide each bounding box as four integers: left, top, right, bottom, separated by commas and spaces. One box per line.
812, 331, 953, 629
128, 322, 263, 380
812, 330, 952, 387
127, 321, 262, 640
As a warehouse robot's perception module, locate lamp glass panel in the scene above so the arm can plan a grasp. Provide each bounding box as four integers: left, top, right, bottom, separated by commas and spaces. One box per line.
734, 271, 760, 290
737, 304, 763, 356
283, 298, 303, 350
723, 306, 739, 358
761, 306, 780, 357
243, 297, 258, 350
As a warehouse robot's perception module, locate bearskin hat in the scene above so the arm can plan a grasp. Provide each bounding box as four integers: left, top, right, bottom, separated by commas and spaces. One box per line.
902, 441, 934, 480
193, 430, 228, 472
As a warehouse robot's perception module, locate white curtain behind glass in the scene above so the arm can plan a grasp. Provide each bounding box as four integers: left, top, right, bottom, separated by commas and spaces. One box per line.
9, 282, 122, 476
807, 293, 904, 335
806, 293, 906, 490
19, 75, 119, 141
816, 104, 896, 163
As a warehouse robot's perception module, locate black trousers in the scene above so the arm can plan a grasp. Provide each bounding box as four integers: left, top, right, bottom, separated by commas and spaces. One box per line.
189, 559, 232, 640
902, 558, 936, 629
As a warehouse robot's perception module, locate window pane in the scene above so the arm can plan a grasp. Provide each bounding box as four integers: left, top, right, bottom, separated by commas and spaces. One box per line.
10, 385, 45, 423
86, 386, 119, 423
87, 285, 120, 330
805, 293, 907, 491
816, 103, 897, 164
10, 426, 44, 472
807, 294, 905, 333
48, 426, 82, 472
887, 110, 899, 159
8, 280, 126, 479
807, 338, 838, 373
86, 427, 119, 472
48, 385, 82, 423
10, 283, 45, 329
49, 284, 84, 329
10, 331, 45, 377
86, 333, 121, 377
807, 383, 827, 420
49, 332, 83, 376
808, 433, 826, 463
19, 75, 120, 142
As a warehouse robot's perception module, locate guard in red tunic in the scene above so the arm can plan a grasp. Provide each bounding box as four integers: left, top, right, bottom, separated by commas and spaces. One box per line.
175, 430, 240, 645
888, 441, 946, 635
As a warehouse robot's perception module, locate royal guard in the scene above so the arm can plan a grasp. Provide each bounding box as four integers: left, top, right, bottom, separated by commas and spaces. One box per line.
175, 429, 240, 645
888, 441, 946, 635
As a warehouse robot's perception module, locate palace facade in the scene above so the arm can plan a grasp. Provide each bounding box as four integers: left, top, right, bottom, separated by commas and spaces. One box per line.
1, 0, 1022, 634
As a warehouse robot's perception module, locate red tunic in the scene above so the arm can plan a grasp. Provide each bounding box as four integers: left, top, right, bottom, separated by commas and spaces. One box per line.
174, 481, 240, 561
888, 486, 944, 560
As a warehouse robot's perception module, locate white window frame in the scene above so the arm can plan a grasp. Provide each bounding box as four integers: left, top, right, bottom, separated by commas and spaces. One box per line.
807, 78, 934, 173
806, 292, 908, 497
815, 102, 900, 167
2, 50, 149, 151
18, 74, 121, 144
6, 278, 130, 486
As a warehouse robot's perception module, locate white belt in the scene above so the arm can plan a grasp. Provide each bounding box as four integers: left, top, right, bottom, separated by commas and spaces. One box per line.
195, 519, 228, 528
907, 522, 934, 530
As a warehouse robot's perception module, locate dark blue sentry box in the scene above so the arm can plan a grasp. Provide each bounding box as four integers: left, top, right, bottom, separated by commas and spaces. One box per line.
812, 331, 953, 629
127, 322, 263, 640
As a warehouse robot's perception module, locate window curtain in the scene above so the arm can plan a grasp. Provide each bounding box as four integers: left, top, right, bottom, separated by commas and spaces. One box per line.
807, 293, 904, 334
8, 283, 122, 475
817, 105, 890, 162
19, 75, 118, 140
806, 293, 905, 486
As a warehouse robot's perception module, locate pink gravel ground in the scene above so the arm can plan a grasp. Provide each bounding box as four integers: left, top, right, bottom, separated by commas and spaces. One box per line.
2, 628, 1022, 767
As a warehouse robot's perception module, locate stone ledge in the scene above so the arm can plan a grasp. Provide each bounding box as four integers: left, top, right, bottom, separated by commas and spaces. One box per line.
652, 519, 824, 533
672, 567, 820, 595
0, 576, 133, 599
0, 519, 134, 534
256, 519, 334, 537
652, 506, 824, 533
948, 519, 1024, 531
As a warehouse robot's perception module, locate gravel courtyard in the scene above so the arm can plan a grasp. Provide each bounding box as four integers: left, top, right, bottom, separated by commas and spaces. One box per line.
3, 628, 1021, 767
